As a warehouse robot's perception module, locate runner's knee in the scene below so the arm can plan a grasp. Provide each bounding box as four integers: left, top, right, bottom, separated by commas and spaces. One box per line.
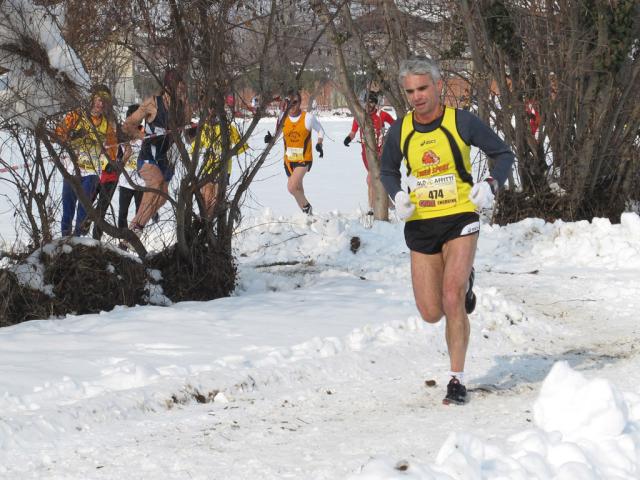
416, 303, 443, 324
287, 180, 303, 196
442, 285, 465, 316
140, 164, 163, 188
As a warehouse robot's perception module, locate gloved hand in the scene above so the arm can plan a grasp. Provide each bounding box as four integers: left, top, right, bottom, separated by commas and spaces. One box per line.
343, 135, 352, 147
264, 131, 273, 144
315, 143, 324, 157
469, 178, 496, 209
394, 191, 415, 221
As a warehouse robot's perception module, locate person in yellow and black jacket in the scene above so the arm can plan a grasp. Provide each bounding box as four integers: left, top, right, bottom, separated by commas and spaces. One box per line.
55, 85, 117, 236
263, 90, 325, 215
188, 109, 247, 219
381, 57, 515, 406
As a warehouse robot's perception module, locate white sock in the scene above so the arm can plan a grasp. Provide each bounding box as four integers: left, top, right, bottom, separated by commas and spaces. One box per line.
449, 371, 465, 383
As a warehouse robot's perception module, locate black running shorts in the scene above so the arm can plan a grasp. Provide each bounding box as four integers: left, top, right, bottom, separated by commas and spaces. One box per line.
284, 161, 312, 177
404, 212, 480, 254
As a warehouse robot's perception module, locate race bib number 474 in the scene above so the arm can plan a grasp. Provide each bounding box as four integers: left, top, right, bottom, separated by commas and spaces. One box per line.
414, 174, 459, 210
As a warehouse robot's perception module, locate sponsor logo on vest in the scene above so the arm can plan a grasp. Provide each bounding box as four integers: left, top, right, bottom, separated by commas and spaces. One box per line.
419, 139, 436, 147
418, 162, 450, 177
422, 150, 440, 166
288, 131, 301, 141
433, 175, 453, 185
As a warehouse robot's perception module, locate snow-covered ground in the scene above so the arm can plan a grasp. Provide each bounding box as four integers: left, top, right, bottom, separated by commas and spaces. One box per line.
1, 118, 640, 479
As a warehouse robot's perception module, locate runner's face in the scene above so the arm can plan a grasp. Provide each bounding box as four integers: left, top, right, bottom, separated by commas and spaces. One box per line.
402, 73, 442, 122
366, 101, 377, 113
287, 96, 301, 115
91, 96, 105, 115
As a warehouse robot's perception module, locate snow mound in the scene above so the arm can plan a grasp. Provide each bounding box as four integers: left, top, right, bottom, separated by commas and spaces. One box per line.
481, 214, 640, 270
351, 362, 640, 479
534, 361, 628, 439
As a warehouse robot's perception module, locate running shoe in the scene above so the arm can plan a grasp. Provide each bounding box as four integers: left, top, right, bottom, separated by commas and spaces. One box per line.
465, 267, 476, 314
443, 377, 467, 405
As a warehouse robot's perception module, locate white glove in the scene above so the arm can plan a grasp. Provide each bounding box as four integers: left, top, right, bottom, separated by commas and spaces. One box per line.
394, 191, 415, 221
469, 179, 496, 209
406, 174, 419, 191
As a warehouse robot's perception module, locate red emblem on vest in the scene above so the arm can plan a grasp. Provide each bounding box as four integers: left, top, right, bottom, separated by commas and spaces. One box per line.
422, 150, 440, 166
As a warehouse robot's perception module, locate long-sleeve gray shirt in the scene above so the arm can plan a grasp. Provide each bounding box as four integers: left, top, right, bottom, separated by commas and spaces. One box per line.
380, 108, 515, 199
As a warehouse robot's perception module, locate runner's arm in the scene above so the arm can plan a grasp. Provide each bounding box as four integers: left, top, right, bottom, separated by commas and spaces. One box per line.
105, 121, 118, 160
457, 110, 515, 187
122, 143, 133, 163
231, 125, 248, 154
306, 113, 325, 142
350, 118, 359, 136
123, 98, 155, 140
54, 111, 79, 141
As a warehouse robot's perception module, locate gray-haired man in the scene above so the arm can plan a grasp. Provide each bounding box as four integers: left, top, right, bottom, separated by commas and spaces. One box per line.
381, 57, 515, 405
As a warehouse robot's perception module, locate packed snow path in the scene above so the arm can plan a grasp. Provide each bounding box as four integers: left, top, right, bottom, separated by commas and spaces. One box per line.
1, 213, 639, 479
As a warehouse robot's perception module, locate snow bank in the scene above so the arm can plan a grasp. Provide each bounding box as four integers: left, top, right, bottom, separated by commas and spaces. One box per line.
9, 237, 141, 297
480, 213, 640, 270
352, 362, 640, 479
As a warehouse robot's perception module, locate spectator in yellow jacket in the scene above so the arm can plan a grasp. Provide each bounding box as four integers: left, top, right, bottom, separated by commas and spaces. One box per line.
55, 85, 117, 236
189, 112, 247, 219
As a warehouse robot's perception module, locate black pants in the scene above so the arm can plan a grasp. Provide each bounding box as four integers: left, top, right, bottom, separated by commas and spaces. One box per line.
92, 182, 118, 240
118, 186, 143, 229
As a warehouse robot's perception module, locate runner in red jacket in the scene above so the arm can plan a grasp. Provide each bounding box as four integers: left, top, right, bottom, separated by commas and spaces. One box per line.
344, 91, 394, 216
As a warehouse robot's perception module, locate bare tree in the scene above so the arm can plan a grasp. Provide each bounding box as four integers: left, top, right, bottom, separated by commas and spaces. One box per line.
311, 0, 470, 221
311, 0, 411, 221
0, 0, 331, 305
0, 0, 93, 249
0, 128, 57, 248
458, 0, 640, 222
105, 0, 332, 299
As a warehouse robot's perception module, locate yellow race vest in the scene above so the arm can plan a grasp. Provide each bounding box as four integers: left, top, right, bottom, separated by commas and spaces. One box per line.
282, 112, 312, 163
193, 122, 247, 175
71, 114, 109, 173
401, 107, 475, 221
